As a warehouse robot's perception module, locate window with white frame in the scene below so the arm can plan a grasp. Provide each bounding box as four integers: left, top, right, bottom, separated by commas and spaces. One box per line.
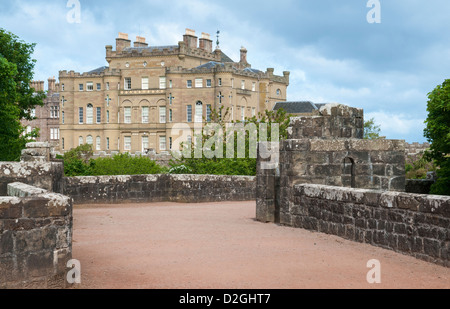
206, 105, 212, 122
241, 80, 245, 90
79, 136, 83, 146
206, 79, 212, 87
79, 107, 83, 124
252, 82, 256, 92
86, 135, 93, 145
79, 84, 84, 91
87, 82, 94, 91
96, 107, 101, 123
195, 101, 203, 123
50, 128, 59, 140
106, 82, 110, 90
124, 107, 131, 124
142, 107, 149, 123
187, 105, 192, 122
187, 80, 192, 88
159, 106, 166, 123
195, 78, 203, 88
124, 136, 131, 151
159, 77, 166, 89
252, 107, 256, 117
241, 106, 245, 121
159, 136, 166, 151
142, 136, 149, 153
169, 80, 173, 88
142, 77, 149, 90
86, 104, 94, 124
96, 136, 101, 150
124, 78, 131, 90
96, 83, 101, 91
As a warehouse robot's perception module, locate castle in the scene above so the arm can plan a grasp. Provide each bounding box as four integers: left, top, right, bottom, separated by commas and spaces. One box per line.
57, 29, 290, 154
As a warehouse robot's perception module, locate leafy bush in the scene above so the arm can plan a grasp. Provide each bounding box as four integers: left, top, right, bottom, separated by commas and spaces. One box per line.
405, 154, 437, 180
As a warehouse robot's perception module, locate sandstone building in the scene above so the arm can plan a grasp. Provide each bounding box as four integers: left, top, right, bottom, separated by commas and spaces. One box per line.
58, 29, 290, 154
24, 78, 60, 147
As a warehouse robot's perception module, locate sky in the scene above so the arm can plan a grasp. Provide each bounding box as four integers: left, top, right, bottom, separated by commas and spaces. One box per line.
1, 0, 449, 143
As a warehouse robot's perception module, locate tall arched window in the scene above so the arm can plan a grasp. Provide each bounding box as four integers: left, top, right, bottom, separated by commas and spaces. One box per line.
96, 136, 101, 150
79, 136, 83, 146
86, 104, 94, 124
195, 101, 203, 123
86, 135, 93, 145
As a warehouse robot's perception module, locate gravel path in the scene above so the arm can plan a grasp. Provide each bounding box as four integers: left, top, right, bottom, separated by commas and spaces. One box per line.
72, 201, 449, 289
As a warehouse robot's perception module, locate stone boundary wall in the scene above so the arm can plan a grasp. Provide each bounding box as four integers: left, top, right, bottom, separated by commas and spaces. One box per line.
283, 184, 449, 267
0, 162, 64, 196
64, 174, 256, 204
0, 183, 73, 288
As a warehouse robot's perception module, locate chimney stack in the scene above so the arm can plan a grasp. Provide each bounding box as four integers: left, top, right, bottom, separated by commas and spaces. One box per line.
30, 80, 44, 92
116, 32, 131, 52
199, 32, 212, 53
48, 77, 56, 92
240, 47, 248, 64
134, 36, 148, 48
183, 28, 198, 49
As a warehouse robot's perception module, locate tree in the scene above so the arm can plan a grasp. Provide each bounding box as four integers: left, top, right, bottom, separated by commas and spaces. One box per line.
0, 29, 45, 161
424, 79, 450, 195
364, 118, 383, 140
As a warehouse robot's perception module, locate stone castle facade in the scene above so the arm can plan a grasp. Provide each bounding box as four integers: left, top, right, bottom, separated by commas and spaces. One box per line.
58, 29, 290, 154
24, 78, 60, 147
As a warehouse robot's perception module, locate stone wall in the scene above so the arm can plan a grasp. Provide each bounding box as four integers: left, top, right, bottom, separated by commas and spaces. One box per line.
406, 179, 435, 195
0, 183, 73, 288
64, 174, 256, 204
282, 184, 449, 267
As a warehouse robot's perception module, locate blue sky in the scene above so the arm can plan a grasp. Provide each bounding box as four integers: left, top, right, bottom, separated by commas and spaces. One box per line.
1, 0, 449, 143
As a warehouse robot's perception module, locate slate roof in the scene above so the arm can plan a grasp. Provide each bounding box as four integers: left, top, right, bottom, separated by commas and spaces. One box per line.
273, 101, 319, 114
87, 66, 108, 74
220, 51, 234, 63
196, 61, 225, 69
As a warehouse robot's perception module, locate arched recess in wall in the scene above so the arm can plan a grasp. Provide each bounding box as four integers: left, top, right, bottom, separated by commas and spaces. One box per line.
343, 157, 356, 188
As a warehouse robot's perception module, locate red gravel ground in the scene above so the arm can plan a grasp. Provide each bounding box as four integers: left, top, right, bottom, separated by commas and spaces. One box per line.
72, 201, 450, 289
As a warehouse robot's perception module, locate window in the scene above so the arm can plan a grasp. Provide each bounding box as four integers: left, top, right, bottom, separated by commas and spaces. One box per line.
79, 84, 84, 91
187, 135, 192, 145
62, 111, 65, 124
241, 80, 245, 90
231, 78, 234, 88
107, 110, 110, 123
96, 107, 101, 123
206, 105, 212, 122
195, 78, 203, 88
168, 93, 174, 105
30, 109, 36, 118
252, 107, 256, 117
218, 78, 222, 86
142, 136, 149, 153
124, 136, 131, 151
169, 137, 172, 150
87, 82, 94, 91
195, 101, 203, 123
106, 95, 111, 107
51, 106, 59, 118
62, 138, 65, 150
187, 105, 192, 122
106, 82, 110, 90
187, 80, 192, 88
79, 107, 84, 124
206, 79, 212, 87
124, 78, 131, 90
62, 84, 65, 91
61, 96, 65, 107
96, 83, 101, 91
86, 135, 93, 145
218, 92, 223, 104
276, 89, 281, 96
159, 77, 166, 89
142, 77, 149, 90
106, 137, 110, 150
79, 136, 83, 146
252, 82, 256, 92
160, 106, 166, 123
241, 107, 245, 121
50, 128, 59, 140
117, 82, 120, 90
142, 107, 149, 123
86, 104, 94, 124
169, 80, 173, 88
124, 107, 131, 124
96, 136, 101, 150
159, 136, 166, 151
169, 109, 173, 122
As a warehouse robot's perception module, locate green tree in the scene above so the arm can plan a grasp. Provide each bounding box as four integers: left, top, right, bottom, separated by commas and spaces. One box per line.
0, 29, 45, 161
364, 118, 383, 140
424, 79, 450, 195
